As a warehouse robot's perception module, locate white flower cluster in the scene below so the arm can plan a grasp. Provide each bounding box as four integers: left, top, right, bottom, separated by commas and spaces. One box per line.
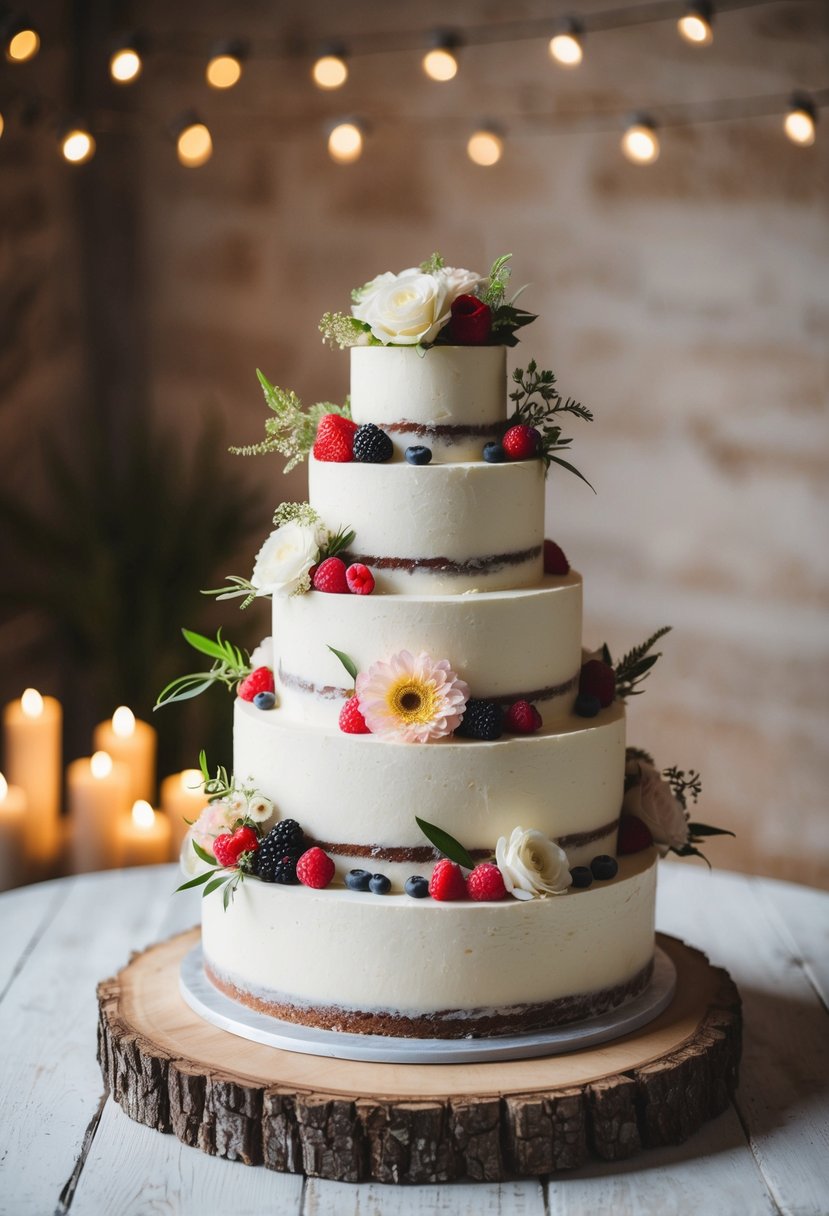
351, 264, 481, 346
179, 790, 275, 877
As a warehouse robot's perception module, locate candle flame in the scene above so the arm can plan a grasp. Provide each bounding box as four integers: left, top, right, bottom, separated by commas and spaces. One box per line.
132, 800, 155, 830
112, 705, 136, 738
0, 773, 7, 801
91, 751, 113, 779
21, 688, 44, 718
180, 768, 202, 792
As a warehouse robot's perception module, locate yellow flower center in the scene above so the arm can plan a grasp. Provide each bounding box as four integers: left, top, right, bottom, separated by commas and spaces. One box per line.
386, 676, 437, 725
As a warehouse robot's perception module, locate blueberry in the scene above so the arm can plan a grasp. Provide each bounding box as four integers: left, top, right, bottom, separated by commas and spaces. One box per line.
369, 873, 391, 895
253, 691, 276, 710
590, 854, 619, 882
574, 693, 601, 718
405, 445, 432, 466
483, 442, 506, 463
345, 868, 372, 891
569, 866, 593, 889
404, 875, 430, 899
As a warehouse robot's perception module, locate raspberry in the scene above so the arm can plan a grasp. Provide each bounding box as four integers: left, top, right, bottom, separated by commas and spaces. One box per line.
212, 825, 259, 868
256, 819, 306, 884
238, 666, 275, 702
543, 539, 570, 575
456, 699, 503, 741
428, 858, 468, 901
312, 556, 349, 594
504, 700, 542, 734
346, 563, 375, 595
466, 863, 507, 901
353, 423, 393, 463
297, 846, 336, 889
618, 815, 654, 855
579, 659, 616, 707
502, 424, 539, 461
339, 695, 370, 734
313, 413, 358, 463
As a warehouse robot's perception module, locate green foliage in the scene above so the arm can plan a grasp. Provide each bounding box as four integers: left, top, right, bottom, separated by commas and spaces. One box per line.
229, 370, 351, 472
320, 526, 355, 562
201, 574, 258, 610
272, 502, 321, 529
415, 817, 476, 871
198, 749, 234, 801
154, 629, 251, 710
509, 361, 594, 487
419, 252, 447, 275
327, 645, 359, 684
481, 253, 512, 309
611, 627, 672, 701
319, 312, 373, 350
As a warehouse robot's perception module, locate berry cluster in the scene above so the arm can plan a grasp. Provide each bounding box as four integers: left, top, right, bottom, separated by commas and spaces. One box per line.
237, 666, 275, 712
312, 558, 375, 596
313, 415, 395, 465
455, 698, 543, 741
574, 659, 616, 718
569, 854, 620, 889
483, 424, 540, 464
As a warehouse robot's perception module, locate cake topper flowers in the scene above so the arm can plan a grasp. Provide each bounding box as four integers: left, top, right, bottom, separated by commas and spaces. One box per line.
355, 650, 469, 743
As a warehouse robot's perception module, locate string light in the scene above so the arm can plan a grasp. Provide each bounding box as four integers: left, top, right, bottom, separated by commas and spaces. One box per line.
0, 111, 4, 139
60, 126, 96, 164
311, 43, 348, 90
467, 127, 503, 166
109, 34, 144, 84
327, 120, 364, 164
548, 17, 584, 69
678, 2, 714, 46
784, 92, 817, 146
422, 32, 460, 82
206, 40, 247, 89
173, 112, 213, 167
621, 115, 660, 164
5, 20, 40, 62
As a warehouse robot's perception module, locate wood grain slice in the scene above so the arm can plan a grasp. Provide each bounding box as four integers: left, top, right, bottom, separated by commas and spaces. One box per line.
96, 930, 741, 1183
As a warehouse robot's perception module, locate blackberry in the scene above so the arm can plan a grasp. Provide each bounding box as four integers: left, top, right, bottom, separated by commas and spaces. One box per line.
353, 423, 393, 463
456, 699, 503, 741
256, 819, 306, 884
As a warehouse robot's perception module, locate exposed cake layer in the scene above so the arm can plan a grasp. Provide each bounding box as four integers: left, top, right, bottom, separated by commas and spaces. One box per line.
308, 455, 545, 594
202, 849, 657, 1038
234, 699, 626, 881
350, 345, 507, 462
273, 573, 582, 728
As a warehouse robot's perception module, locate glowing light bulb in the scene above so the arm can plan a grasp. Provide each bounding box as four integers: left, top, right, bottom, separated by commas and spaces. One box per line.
206, 53, 242, 89
678, 3, 714, 45
0, 112, 5, 139
21, 688, 44, 718
110, 47, 142, 83
422, 37, 459, 83
0, 773, 8, 801
61, 128, 96, 164
6, 26, 39, 63
112, 706, 136, 738
176, 121, 212, 167
467, 129, 503, 166
131, 800, 155, 830
784, 95, 817, 146
91, 751, 113, 779
548, 17, 584, 68
621, 119, 660, 165
180, 769, 202, 792
328, 121, 363, 164
312, 53, 348, 90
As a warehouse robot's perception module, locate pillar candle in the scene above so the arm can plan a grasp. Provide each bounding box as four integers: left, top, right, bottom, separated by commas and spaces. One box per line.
93, 707, 156, 805
2, 688, 62, 866
67, 751, 131, 873
118, 801, 172, 868
160, 769, 208, 861
0, 773, 27, 892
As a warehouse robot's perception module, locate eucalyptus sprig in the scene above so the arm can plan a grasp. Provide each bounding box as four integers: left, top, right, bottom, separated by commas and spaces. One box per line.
608, 627, 672, 701
229, 370, 351, 471
175, 839, 256, 909
201, 574, 258, 610
155, 629, 252, 710
508, 361, 594, 487
198, 748, 235, 801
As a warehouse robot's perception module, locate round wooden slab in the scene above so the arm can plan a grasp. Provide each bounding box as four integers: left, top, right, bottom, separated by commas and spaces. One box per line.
97, 930, 741, 1183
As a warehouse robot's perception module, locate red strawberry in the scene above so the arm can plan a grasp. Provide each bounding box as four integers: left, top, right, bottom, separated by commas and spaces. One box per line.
543, 539, 570, 575
313, 556, 349, 593
466, 862, 507, 901
429, 858, 468, 901
213, 825, 259, 868
339, 695, 370, 734
237, 666, 275, 702
618, 815, 654, 855
504, 700, 542, 734
579, 659, 616, 707
297, 846, 335, 889
346, 563, 375, 595
313, 413, 358, 463
502, 424, 540, 461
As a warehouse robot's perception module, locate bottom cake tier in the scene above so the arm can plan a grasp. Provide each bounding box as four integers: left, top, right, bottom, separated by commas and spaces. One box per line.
201, 848, 657, 1039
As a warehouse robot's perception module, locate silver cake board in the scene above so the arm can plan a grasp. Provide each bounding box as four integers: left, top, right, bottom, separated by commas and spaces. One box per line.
179, 944, 677, 1065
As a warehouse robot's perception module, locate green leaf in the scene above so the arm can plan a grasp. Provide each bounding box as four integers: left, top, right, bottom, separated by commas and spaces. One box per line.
154, 674, 217, 710
671, 843, 712, 869
415, 817, 475, 871
192, 839, 217, 866
327, 645, 359, 683
175, 869, 217, 892
547, 455, 596, 493
687, 823, 736, 838
202, 875, 229, 898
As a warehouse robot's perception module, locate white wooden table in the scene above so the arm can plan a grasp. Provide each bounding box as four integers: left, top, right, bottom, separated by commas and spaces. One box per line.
1, 863, 827, 1216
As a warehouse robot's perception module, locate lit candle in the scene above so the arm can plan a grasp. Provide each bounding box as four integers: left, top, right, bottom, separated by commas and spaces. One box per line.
118, 800, 172, 868
160, 769, 208, 861
93, 706, 157, 805
2, 688, 62, 868
0, 772, 27, 892
67, 751, 131, 873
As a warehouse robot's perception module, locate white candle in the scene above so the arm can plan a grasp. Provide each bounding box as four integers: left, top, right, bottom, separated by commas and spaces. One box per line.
2, 688, 62, 867
118, 800, 172, 868
93, 707, 156, 805
0, 773, 27, 892
67, 751, 131, 873
160, 769, 208, 861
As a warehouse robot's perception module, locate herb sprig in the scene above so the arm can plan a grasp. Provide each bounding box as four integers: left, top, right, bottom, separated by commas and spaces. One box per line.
155, 629, 252, 710
508, 360, 594, 487
607, 627, 672, 701
229, 370, 351, 472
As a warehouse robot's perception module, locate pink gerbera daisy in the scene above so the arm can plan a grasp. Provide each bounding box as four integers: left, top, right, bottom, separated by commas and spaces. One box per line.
355, 650, 469, 743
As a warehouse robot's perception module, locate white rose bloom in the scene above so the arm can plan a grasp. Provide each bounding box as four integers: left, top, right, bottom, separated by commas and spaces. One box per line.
351, 270, 396, 308
250, 636, 274, 671
495, 827, 572, 900
250, 520, 327, 597
622, 758, 689, 855
437, 264, 482, 301
246, 795, 274, 824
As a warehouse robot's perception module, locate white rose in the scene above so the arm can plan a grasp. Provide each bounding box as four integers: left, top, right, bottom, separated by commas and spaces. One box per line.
495, 827, 572, 900
622, 758, 689, 855
351, 270, 396, 308
437, 264, 482, 301
250, 636, 274, 671
250, 520, 327, 597
351, 270, 451, 346
246, 795, 274, 824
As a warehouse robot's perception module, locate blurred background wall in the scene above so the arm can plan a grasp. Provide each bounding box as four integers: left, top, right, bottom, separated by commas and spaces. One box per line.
1, 0, 827, 885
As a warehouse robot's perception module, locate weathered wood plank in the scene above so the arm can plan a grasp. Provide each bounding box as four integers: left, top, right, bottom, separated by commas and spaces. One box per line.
303, 1177, 546, 1216
0, 877, 69, 1000
757, 876, 829, 1009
